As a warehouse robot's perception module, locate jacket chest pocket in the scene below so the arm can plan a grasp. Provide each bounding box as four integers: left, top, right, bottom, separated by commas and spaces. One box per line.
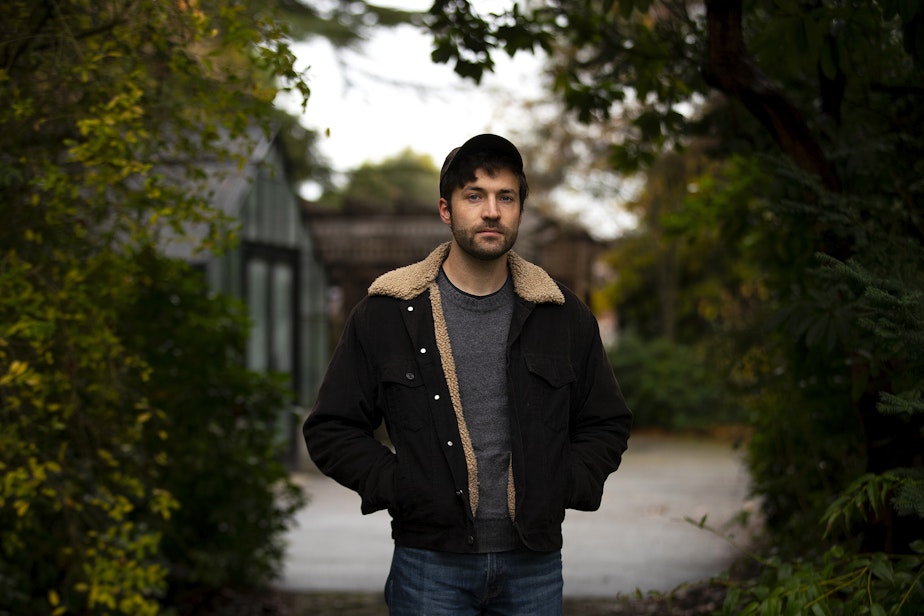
524, 353, 575, 431
380, 357, 429, 432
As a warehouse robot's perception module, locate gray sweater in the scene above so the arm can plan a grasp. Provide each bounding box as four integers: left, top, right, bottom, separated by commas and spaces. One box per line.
438, 268, 523, 552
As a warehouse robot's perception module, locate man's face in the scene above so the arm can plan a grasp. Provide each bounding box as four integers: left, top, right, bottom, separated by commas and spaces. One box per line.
439, 167, 522, 261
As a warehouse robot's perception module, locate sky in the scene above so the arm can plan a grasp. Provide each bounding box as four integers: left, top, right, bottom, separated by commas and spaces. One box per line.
274, 2, 636, 238
279, 22, 544, 176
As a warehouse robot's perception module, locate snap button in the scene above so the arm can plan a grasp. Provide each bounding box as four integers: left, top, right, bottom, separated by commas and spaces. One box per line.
467, 536, 475, 545
407, 306, 414, 311
419, 347, 426, 354
447, 440, 453, 447
433, 394, 440, 400
405, 372, 415, 381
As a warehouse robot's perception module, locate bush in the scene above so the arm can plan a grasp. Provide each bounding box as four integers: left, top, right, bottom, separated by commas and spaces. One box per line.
1, 1, 309, 612
1, 247, 173, 615
744, 369, 866, 553
608, 333, 745, 431
721, 543, 924, 616
119, 251, 305, 603
0, 249, 304, 614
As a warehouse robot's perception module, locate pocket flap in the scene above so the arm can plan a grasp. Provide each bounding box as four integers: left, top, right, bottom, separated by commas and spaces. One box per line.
524, 353, 575, 388
381, 357, 424, 388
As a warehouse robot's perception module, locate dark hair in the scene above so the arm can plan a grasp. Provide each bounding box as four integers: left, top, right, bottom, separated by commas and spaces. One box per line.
439, 149, 529, 208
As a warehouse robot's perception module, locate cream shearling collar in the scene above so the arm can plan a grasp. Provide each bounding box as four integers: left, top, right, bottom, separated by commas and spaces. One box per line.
368, 242, 565, 305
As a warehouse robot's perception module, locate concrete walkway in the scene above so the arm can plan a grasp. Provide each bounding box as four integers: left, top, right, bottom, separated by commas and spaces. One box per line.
276, 434, 759, 598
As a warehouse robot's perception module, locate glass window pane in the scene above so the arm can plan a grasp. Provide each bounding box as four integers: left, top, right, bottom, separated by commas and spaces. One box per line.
272, 263, 293, 374
246, 259, 268, 371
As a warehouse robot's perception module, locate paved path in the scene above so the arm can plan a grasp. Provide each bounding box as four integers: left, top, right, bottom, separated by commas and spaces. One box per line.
276, 434, 759, 598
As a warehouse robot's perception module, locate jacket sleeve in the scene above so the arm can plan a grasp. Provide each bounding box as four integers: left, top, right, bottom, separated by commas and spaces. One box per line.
303, 300, 396, 514
567, 308, 633, 511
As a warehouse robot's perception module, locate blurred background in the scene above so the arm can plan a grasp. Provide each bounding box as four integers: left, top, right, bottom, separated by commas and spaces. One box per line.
2, 1, 922, 615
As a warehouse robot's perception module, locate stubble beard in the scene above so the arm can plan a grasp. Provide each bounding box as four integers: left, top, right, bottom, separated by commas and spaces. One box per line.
450, 221, 518, 262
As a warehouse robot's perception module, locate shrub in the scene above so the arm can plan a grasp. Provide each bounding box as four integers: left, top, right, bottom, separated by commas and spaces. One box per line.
118, 251, 305, 602
0, 249, 173, 615
0, 248, 305, 614
608, 333, 745, 431
721, 543, 924, 616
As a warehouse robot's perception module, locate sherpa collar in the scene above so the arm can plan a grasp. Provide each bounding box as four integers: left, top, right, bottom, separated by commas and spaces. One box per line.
368, 242, 565, 305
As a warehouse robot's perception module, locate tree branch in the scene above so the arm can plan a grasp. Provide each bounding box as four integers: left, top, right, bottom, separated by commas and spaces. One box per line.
701, 0, 841, 192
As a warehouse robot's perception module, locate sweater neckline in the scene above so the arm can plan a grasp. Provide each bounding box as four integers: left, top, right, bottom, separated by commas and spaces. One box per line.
438, 268, 513, 313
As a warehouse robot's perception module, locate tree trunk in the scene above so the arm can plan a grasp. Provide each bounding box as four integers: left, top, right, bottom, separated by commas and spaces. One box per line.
701, 0, 841, 193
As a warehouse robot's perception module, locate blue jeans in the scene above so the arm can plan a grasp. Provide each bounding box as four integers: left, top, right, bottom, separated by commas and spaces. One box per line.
384, 546, 563, 616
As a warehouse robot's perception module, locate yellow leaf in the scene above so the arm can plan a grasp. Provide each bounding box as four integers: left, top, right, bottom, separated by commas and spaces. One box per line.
48, 589, 60, 606
3, 360, 29, 385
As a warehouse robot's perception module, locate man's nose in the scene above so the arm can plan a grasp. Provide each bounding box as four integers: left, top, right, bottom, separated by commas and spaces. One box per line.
483, 197, 501, 218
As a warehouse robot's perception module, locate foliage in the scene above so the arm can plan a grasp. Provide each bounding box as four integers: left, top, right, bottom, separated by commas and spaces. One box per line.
601, 152, 771, 343
823, 471, 924, 539
720, 543, 924, 616
710, 157, 924, 614
608, 333, 743, 431
1, 0, 308, 613
119, 251, 305, 598
0, 248, 173, 615
721, 472, 924, 615
708, 465, 924, 616
318, 147, 440, 212
598, 153, 772, 435
428, 1, 924, 176
281, 0, 423, 49
428, 0, 553, 83
752, 160, 924, 550
744, 348, 866, 548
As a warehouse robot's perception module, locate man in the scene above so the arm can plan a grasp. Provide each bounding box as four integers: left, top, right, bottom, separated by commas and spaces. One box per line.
304, 134, 632, 615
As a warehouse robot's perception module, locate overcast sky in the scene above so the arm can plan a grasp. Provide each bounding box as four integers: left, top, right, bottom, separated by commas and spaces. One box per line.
274, 2, 635, 238
278, 22, 543, 179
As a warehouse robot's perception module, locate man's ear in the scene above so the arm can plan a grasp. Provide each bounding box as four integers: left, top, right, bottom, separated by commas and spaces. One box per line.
439, 198, 452, 225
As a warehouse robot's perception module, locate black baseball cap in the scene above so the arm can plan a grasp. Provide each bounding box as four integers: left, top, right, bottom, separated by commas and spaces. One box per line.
439, 134, 524, 197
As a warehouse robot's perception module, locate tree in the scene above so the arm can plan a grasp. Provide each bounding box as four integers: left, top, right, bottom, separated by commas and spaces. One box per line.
0, 1, 310, 613
424, 0, 924, 608
318, 148, 441, 212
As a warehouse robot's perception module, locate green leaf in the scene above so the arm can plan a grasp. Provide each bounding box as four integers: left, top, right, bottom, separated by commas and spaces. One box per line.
869, 556, 894, 583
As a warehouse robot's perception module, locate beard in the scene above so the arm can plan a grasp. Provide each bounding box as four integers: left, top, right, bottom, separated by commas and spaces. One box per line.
450, 220, 519, 261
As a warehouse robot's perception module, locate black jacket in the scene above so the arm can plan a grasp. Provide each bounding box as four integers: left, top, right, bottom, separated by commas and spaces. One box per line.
304, 243, 632, 552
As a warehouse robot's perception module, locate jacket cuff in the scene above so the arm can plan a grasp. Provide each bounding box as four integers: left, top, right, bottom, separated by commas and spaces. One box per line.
568, 459, 604, 512
361, 454, 396, 515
